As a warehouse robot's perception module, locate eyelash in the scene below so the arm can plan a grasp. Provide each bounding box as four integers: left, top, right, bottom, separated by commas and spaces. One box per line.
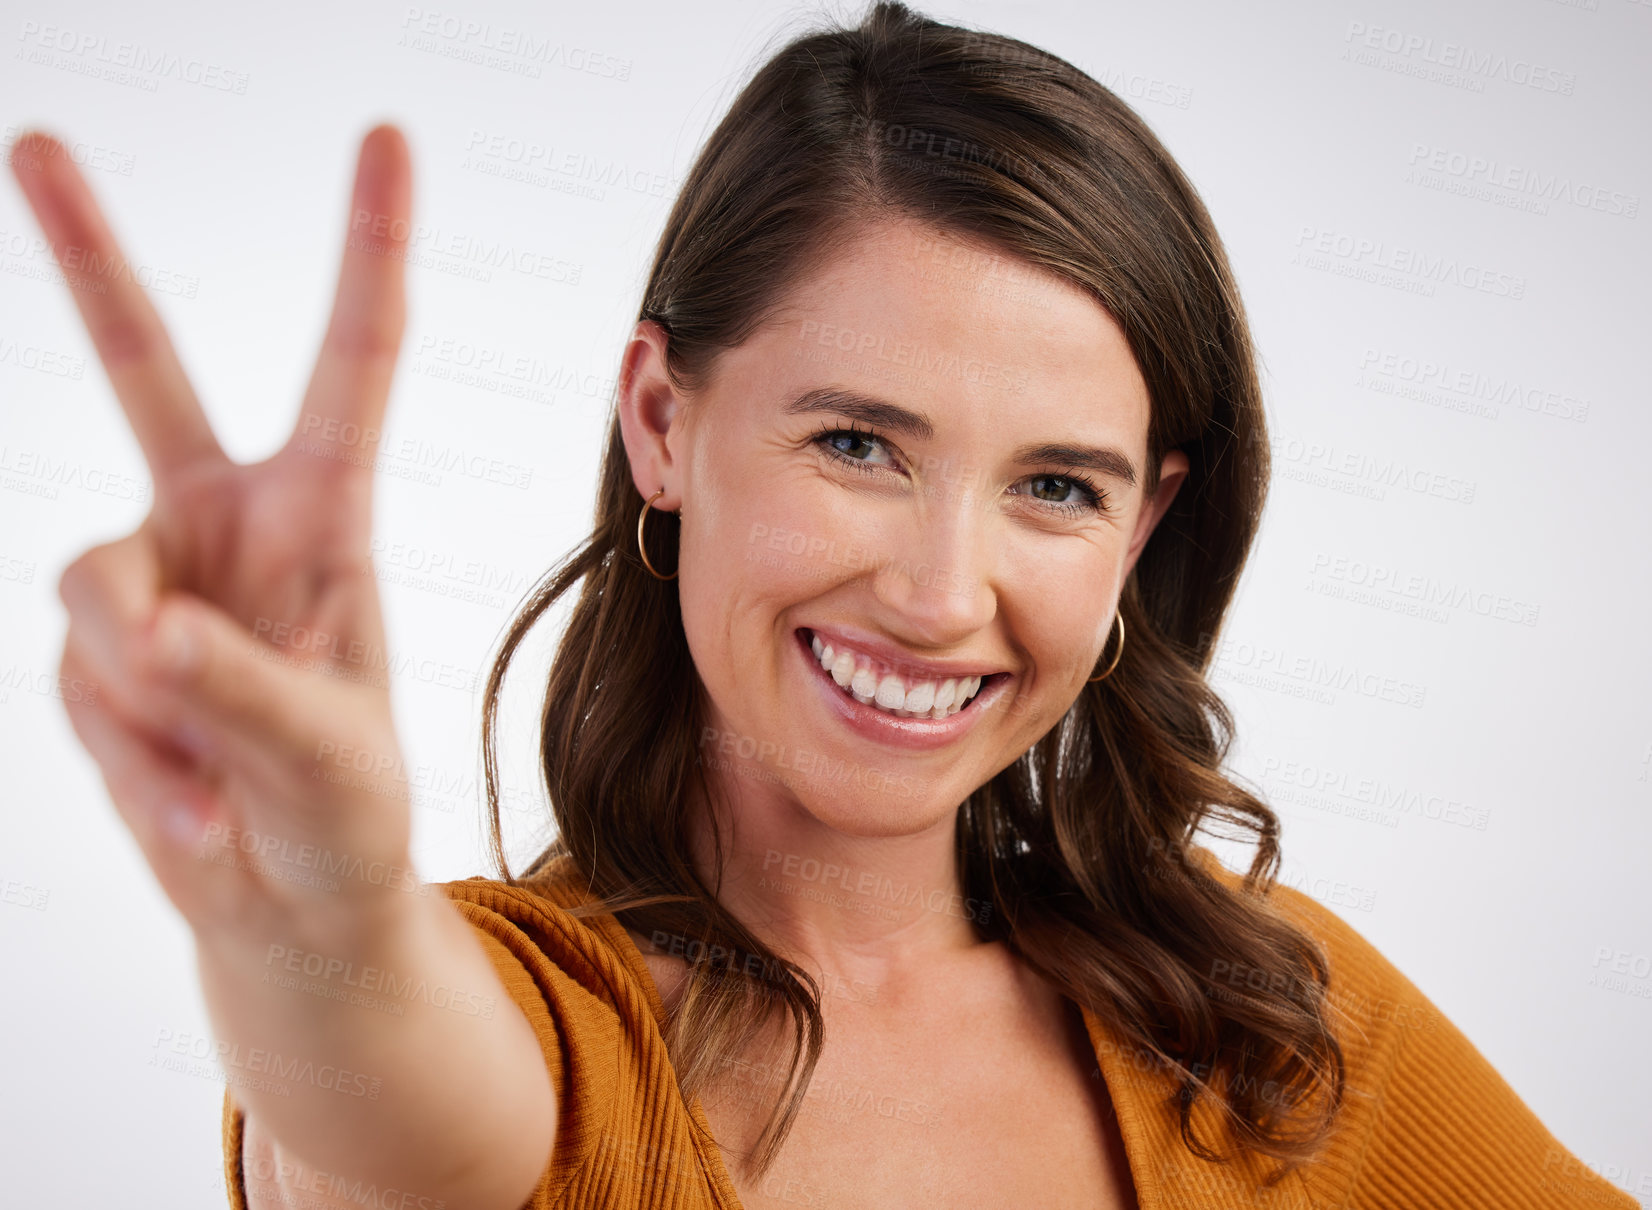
810, 422, 1111, 517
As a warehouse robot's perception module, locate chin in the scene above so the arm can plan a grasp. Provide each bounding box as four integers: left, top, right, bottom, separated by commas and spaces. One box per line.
762, 763, 959, 839
804, 793, 955, 839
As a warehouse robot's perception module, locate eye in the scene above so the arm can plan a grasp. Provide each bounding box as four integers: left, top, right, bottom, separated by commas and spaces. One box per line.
814, 422, 897, 474
1010, 472, 1110, 517
811, 423, 1112, 517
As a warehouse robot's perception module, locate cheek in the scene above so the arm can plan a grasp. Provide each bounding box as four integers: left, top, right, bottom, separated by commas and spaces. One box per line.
1000, 553, 1119, 685
677, 514, 824, 693
719, 479, 891, 598
1002, 535, 1116, 613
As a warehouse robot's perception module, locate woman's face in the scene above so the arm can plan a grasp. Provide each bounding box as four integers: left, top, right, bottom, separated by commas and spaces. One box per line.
620, 216, 1188, 839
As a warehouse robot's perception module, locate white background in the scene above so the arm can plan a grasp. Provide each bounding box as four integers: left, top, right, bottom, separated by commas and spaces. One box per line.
1, 0, 1648, 1204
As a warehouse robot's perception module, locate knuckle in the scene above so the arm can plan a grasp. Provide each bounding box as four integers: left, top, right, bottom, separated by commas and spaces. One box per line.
324, 320, 401, 364
57, 550, 94, 607
59, 629, 86, 680
58, 537, 127, 608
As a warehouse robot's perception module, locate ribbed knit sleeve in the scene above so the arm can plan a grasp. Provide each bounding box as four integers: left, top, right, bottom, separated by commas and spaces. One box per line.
220, 877, 626, 1208
436, 884, 593, 1207
433, 876, 738, 1208
218, 919, 574, 1206
219, 872, 736, 1209
1262, 882, 1639, 1210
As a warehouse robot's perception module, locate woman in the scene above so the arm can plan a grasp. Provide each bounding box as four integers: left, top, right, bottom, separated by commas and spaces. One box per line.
20, 3, 1633, 1208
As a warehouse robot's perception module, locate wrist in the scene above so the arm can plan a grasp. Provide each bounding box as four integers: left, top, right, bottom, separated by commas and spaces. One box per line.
191, 857, 435, 981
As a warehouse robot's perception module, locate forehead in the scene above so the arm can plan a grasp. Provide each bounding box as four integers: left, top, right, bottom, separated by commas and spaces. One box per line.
733, 215, 1151, 441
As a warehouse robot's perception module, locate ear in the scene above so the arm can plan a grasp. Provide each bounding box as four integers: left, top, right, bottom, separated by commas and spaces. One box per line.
1121, 447, 1189, 581
615, 320, 688, 511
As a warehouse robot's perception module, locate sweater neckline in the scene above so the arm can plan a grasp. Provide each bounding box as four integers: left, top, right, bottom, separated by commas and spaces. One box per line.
595, 908, 763, 1210
590, 894, 1170, 1210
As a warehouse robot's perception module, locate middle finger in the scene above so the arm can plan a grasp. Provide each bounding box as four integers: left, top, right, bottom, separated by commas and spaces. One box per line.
290, 125, 411, 468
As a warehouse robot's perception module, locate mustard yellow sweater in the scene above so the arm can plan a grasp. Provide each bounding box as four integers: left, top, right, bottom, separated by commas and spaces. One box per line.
220, 853, 1637, 1208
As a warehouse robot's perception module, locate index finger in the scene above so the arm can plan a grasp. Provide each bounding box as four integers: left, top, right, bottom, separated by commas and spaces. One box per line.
7, 130, 225, 486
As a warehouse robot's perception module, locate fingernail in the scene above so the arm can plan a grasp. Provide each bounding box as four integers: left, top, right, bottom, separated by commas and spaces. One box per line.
152, 611, 198, 677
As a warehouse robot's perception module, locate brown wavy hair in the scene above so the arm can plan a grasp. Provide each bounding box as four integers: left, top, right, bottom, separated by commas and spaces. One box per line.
476, 0, 1344, 1184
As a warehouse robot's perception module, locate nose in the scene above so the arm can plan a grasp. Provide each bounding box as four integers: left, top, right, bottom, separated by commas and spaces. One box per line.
868, 478, 998, 641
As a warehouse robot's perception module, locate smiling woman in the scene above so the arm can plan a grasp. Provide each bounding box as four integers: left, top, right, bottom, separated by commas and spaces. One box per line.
406, 3, 1623, 1207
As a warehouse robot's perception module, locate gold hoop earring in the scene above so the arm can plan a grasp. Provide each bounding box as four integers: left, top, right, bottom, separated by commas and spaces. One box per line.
1087, 612, 1125, 683
637, 487, 679, 581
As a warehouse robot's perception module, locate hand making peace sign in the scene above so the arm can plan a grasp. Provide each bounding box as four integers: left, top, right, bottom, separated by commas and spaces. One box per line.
11, 126, 423, 947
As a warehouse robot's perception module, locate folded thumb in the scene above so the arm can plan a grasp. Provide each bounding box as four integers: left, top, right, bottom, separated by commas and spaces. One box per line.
143, 593, 355, 763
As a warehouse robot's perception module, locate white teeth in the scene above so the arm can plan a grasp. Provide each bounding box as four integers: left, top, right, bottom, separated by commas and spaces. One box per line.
904, 680, 935, 713
830, 650, 855, 688
874, 673, 909, 710
850, 665, 878, 698
933, 678, 958, 711
806, 631, 989, 720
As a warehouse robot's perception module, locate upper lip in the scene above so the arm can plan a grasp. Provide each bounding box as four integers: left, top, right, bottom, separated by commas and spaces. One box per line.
801, 624, 1009, 683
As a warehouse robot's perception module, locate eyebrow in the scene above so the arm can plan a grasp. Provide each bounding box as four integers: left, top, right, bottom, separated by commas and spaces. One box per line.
781, 386, 1139, 489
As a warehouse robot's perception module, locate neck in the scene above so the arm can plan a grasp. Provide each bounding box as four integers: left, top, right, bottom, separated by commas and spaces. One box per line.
681, 764, 990, 1000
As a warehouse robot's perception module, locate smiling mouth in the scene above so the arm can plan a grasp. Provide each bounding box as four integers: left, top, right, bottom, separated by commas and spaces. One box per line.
797, 628, 1006, 721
